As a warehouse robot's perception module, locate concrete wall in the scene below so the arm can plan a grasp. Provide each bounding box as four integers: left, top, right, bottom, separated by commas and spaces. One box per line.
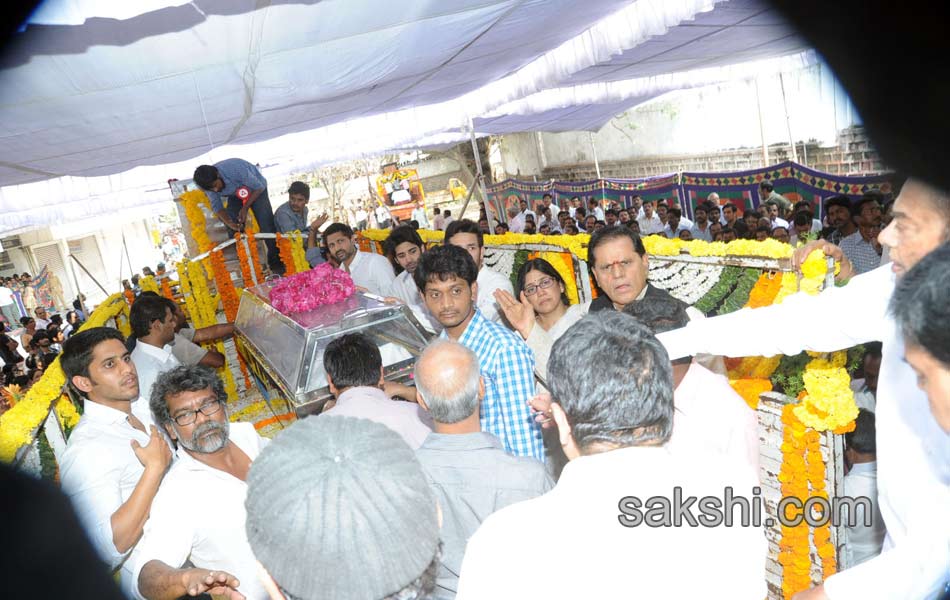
0, 210, 166, 307
492, 61, 879, 181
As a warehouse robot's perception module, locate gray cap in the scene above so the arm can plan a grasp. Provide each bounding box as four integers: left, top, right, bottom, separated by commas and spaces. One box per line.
245, 415, 439, 600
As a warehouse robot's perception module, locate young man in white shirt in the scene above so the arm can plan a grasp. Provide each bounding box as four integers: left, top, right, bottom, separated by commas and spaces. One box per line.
660, 179, 950, 600
324, 222, 396, 296
636, 201, 663, 235
59, 327, 173, 597
384, 226, 440, 333
129, 295, 180, 427
411, 200, 429, 229
457, 313, 765, 599
445, 219, 513, 323
134, 365, 269, 600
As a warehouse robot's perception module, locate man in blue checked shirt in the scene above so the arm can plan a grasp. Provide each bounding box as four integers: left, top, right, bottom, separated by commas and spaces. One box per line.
193, 158, 284, 274
413, 244, 544, 461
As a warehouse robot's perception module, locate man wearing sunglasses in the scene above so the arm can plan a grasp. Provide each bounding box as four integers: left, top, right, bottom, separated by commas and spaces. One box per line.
133, 365, 268, 600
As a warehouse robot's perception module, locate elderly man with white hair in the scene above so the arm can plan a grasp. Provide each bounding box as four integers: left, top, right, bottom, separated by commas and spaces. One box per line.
414, 339, 553, 600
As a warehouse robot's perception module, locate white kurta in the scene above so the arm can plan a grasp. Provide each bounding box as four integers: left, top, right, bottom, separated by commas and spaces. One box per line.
131, 423, 269, 600
659, 264, 950, 599
457, 446, 766, 599
346, 249, 396, 296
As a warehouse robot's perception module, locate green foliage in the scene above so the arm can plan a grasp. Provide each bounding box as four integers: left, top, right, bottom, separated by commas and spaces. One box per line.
38, 427, 58, 482
694, 266, 742, 315
770, 351, 811, 398
510, 249, 529, 292
717, 268, 761, 315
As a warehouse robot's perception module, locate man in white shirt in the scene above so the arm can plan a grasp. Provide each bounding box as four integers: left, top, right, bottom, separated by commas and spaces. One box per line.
324, 222, 396, 296
765, 200, 790, 230
624, 296, 758, 476
134, 366, 268, 600
587, 197, 605, 222
375, 203, 392, 229
33, 306, 51, 330
321, 333, 433, 449
457, 313, 765, 599
411, 200, 429, 229
540, 193, 559, 216
441, 209, 455, 231
129, 296, 180, 426
519, 198, 537, 223
432, 207, 445, 231
636, 201, 664, 235
59, 327, 172, 596
384, 225, 440, 333
0, 278, 18, 328
840, 410, 886, 568
445, 219, 513, 323
354, 205, 369, 230
662, 207, 691, 239
660, 178, 950, 600
506, 206, 525, 233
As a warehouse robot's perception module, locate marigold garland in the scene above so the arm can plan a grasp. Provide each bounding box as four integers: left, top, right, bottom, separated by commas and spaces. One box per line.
178, 259, 240, 404
745, 271, 783, 309
209, 250, 241, 322
159, 277, 175, 301
778, 404, 813, 598
139, 276, 160, 295
288, 231, 310, 273
180, 190, 214, 255
235, 233, 264, 288
275, 233, 297, 275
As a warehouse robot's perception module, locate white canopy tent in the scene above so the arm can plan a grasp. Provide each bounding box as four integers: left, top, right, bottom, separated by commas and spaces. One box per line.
0, 0, 811, 233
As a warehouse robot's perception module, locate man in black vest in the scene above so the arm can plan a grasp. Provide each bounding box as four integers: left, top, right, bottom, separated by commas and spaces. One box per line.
587, 226, 686, 314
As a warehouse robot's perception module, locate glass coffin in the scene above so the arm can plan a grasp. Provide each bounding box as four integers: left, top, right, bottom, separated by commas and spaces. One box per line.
235, 283, 432, 417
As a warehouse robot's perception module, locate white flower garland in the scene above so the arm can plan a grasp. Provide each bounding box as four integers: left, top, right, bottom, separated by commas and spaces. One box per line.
650, 260, 724, 304
483, 247, 516, 280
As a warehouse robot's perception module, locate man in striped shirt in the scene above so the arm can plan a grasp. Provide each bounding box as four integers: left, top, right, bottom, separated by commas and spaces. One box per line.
414, 244, 543, 461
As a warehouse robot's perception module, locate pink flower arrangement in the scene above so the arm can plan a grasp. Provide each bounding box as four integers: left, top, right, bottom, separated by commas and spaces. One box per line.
269, 263, 356, 315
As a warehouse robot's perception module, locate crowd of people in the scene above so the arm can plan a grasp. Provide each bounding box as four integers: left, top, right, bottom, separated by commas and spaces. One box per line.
45, 175, 949, 599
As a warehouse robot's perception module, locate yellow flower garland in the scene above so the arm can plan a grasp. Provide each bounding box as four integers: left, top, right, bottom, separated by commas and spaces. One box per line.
178, 259, 240, 404
180, 190, 214, 256
139, 275, 160, 295
288, 231, 310, 272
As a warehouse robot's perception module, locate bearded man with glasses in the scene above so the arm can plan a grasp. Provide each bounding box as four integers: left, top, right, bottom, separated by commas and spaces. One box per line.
132, 365, 269, 600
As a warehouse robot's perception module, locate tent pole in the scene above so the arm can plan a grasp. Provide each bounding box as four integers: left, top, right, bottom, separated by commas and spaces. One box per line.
754, 78, 769, 167
779, 73, 799, 163
589, 131, 602, 179
468, 119, 492, 223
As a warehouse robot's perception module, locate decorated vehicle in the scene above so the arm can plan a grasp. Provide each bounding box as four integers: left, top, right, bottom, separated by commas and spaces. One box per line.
375, 162, 425, 222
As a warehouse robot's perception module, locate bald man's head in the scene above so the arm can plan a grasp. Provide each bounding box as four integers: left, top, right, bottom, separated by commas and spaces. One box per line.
414, 339, 482, 424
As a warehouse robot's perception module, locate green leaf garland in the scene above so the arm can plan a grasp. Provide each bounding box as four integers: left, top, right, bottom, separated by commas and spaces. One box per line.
694, 266, 742, 315
717, 268, 763, 315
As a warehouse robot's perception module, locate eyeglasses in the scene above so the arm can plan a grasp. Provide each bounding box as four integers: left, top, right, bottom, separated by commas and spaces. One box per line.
523, 277, 556, 296
595, 259, 637, 276
171, 398, 223, 426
